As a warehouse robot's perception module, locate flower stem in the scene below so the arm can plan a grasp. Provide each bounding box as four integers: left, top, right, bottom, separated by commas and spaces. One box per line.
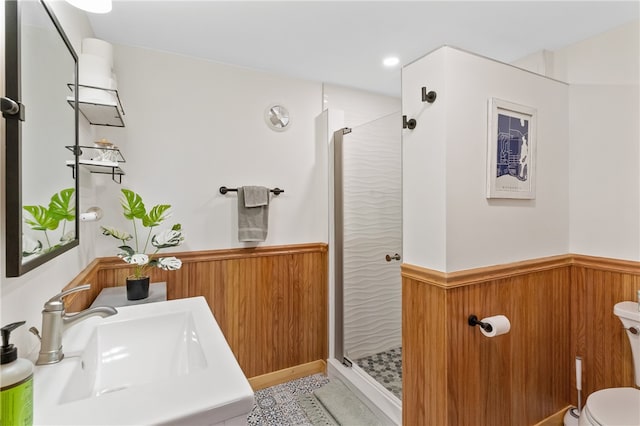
143, 226, 154, 254
132, 218, 139, 252
44, 231, 51, 249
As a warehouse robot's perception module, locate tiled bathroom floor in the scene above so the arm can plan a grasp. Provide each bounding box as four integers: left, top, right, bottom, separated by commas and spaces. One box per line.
355, 346, 402, 399
247, 373, 330, 425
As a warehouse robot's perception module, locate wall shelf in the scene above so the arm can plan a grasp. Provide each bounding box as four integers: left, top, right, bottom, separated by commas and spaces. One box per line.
66, 84, 125, 127
66, 145, 126, 184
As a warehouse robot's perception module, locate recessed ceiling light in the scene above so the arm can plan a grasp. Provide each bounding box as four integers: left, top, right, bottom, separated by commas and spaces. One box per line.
383, 57, 400, 67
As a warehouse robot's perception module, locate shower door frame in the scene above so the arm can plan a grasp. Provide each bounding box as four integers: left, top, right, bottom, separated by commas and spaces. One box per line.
327, 117, 402, 424
333, 127, 349, 365
330, 123, 403, 425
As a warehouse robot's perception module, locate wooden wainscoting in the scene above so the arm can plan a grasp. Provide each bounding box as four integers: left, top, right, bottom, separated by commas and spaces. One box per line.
403, 257, 572, 426
402, 254, 640, 426
403, 277, 448, 425
64, 243, 328, 379
445, 267, 571, 426
571, 255, 640, 404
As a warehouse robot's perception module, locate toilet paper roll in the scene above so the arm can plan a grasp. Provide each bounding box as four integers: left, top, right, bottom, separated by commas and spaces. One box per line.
480, 315, 511, 337
82, 38, 114, 68
109, 72, 118, 90
108, 76, 118, 90
78, 54, 111, 88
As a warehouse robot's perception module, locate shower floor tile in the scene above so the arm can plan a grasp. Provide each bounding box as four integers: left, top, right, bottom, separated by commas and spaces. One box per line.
355, 346, 402, 399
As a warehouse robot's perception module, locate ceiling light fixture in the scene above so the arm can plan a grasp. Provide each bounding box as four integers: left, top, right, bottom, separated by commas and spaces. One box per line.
65, 0, 112, 14
383, 56, 400, 67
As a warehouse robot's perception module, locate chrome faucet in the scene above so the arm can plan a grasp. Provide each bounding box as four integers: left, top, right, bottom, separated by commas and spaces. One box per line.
34, 284, 117, 365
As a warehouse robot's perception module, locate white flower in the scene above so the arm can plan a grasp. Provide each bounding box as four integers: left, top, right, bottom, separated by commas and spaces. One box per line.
128, 253, 149, 265
151, 229, 184, 248
157, 257, 182, 271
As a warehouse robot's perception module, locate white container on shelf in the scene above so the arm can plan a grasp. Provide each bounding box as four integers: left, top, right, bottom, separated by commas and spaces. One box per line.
78, 54, 116, 105
81, 38, 114, 69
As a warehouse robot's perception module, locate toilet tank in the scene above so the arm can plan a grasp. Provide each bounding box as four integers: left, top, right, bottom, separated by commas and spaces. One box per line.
614, 301, 640, 387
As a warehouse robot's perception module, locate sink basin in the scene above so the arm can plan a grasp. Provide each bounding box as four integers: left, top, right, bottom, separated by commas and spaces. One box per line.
59, 310, 207, 404
34, 297, 254, 425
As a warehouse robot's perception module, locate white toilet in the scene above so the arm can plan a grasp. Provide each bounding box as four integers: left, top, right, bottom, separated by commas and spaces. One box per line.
578, 301, 640, 426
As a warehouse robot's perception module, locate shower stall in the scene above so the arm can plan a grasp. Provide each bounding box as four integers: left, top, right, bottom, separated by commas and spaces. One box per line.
332, 111, 403, 409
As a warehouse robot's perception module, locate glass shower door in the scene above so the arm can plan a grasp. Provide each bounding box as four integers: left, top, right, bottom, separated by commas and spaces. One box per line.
340, 112, 402, 399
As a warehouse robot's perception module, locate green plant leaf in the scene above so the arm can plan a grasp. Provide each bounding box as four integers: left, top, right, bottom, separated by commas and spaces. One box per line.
100, 226, 133, 242
23, 205, 60, 231
151, 227, 184, 248
120, 189, 146, 220
117, 245, 135, 257
48, 188, 75, 222
142, 204, 171, 227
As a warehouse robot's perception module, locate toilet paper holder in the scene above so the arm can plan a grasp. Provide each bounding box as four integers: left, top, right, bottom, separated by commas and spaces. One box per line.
468, 315, 493, 333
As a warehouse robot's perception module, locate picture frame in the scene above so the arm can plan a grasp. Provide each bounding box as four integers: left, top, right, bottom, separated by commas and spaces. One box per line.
486, 98, 537, 199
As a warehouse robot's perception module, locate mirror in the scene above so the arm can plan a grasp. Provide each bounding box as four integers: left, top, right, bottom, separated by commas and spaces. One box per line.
4, 0, 79, 277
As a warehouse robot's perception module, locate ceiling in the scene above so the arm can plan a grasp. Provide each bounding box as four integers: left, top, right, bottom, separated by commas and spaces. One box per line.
88, 1, 639, 97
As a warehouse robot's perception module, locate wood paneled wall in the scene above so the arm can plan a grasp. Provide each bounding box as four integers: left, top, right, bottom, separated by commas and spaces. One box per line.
403, 278, 448, 424
64, 243, 328, 379
571, 256, 640, 404
403, 254, 640, 426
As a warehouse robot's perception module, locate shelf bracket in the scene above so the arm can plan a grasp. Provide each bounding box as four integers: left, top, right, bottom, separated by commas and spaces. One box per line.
111, 168, 122, 184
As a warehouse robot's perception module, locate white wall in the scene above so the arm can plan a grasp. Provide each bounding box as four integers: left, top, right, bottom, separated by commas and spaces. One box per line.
512, 21, 640, 261
92, 45, 325, 256
403, 47, 570, 272
0, 1, 97, 359
323, 83, 400, 128
553, 21, 639, 86
401, 48, 449, 271
559, 21, 640, 260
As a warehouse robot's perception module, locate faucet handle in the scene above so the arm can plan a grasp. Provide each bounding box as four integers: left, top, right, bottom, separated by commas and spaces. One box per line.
44, 284, 92, 312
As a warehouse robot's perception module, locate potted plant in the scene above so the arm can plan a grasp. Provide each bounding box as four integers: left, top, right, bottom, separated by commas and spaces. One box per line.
101, 189, 184, 300
23, 188, 76, 258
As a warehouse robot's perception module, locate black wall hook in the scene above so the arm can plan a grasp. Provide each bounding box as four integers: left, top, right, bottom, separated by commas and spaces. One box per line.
468, 315, 493, 333
402, 115, 417, 130
422, 87, 437, 103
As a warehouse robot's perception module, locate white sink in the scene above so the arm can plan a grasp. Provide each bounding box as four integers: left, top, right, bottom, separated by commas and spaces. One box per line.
34, 297, 254, 425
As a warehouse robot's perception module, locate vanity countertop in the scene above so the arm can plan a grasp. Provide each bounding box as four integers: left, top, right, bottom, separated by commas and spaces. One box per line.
90, 282, 167, 308
33, 296, 254, 425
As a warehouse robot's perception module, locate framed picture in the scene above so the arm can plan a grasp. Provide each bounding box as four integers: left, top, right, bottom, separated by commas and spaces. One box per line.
486, 98, 537, 199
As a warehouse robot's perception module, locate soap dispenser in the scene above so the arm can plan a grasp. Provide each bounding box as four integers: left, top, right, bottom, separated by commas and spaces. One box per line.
1, 321, 33, 426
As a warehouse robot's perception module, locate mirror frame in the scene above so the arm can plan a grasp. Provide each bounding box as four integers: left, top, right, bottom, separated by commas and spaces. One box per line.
4, 0, 79, 277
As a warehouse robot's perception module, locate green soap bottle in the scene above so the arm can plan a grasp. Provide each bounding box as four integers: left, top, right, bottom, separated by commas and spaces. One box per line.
1, 321, 33, 426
